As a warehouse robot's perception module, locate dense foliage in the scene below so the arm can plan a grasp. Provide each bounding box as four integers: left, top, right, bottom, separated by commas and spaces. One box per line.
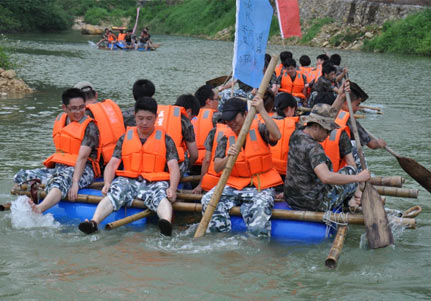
0, 47, 13, 70
363, 9, 431, 56
0, 0, 73, 32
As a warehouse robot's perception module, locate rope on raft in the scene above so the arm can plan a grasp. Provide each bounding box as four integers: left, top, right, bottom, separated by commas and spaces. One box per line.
323, 210, 349, 238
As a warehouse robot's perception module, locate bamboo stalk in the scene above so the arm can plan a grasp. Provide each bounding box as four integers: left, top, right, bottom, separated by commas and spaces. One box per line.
297, 107, 365, 118
362, 186, 418, 198
105, 209, 152, 230
369, 176, 404, 188
193, 55, 279, 238
7, 190, 416, 229
325, 225, 348, 269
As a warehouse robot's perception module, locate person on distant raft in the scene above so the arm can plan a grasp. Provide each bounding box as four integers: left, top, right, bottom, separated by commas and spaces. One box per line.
96, 28, 110, 47
124, 29, 135, 49
200, 96, 283, 236
123, 79, 156, 127
139, 29, 153, 51
13, 88, 100, 213
283, 102, 370, 212
107, 30, 117, 50
78, 97, 180, 236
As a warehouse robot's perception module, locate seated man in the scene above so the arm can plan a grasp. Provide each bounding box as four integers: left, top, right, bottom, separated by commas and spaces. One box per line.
201, 96, 283, 236
284, 104, 370, 212
78, 97, 180, 236
14, 88, 100, 213
123, 79, 156, 127
74, 81, 125, 169
311, 63, 339, 95
277, 58, 308, 104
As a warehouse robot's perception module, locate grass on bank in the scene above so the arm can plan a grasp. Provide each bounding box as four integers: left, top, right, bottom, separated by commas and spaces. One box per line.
363, 9, 431, 56
0, 47, 14, 70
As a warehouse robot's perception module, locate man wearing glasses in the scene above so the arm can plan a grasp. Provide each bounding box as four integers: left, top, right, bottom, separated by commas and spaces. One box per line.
13, 88, 100, 213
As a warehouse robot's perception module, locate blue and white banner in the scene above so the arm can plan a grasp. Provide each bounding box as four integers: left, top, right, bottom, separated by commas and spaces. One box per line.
233, 0, 273, 88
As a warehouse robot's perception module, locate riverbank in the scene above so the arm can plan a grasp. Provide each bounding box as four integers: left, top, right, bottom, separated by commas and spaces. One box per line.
0, 68, 33, 96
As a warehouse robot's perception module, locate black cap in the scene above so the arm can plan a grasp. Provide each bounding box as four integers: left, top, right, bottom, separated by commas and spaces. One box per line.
350, 81, 368, 102
221, 97, 247, 121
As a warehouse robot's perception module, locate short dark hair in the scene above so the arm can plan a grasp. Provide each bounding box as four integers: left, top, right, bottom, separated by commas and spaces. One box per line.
62, 88, 85, 106
280, 51, 293, 62
82, 89, 96, 101
264, 53, 271, 69
275, 92, 297, 117
330, 54, 341, 66
316, 54, 329, 63
134, 96, 158, 115
322, 63, 336, 76
175, 94, 200, 116
194, 85, 215, 108
283, 58, 297, 68
132, 79, 155, 100
314, 92, 336, 105
299, 55, 311, 67
263, 88, 275, 112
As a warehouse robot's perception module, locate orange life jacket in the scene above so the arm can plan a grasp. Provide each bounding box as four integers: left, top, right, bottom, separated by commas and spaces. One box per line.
224, 121, 283, 190
279, 72, 306, 99
299, 66, 313, 82
108, 33, 116, 42
43, 113, 101, 177
117, 33, 126, 41
86, 99, 125, 166
156, 105, 188, 162
321, 110, 351, 172
191, 108, 215, 165
116, 127, 170, 181
310, 65, 322, 82
255, 112, 274, 122
201, 124, 228, 191
275, 63, 284, 78
270, 116, 300, 175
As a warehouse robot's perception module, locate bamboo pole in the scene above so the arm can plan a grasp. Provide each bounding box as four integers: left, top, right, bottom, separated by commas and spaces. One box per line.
193, 55, 279, 238
369, 176, 404, 188
105, 209, 152, 230
361, 186, 418, 198
359, 105, 383, 113
7, 190, 416, 229
325, 226, 348, 269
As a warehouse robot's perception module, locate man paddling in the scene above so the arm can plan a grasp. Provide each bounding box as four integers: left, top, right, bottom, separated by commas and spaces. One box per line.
284, 103, 370, 212
78, 97, 180, 236
14, 88, 100, 213
200, 96, 283, 236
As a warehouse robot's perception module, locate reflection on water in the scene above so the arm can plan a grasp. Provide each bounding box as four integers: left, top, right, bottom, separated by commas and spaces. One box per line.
0, 31, 430, 299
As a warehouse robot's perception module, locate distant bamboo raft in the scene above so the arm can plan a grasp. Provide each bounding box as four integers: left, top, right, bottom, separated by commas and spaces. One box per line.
8, 189, 416, 229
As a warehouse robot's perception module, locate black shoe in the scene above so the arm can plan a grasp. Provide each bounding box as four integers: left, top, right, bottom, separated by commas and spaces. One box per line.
158, 219, 172, 236
79, 220, 98, 234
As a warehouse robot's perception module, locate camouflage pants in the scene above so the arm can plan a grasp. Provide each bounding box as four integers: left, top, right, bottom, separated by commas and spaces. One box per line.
107, 176, 168, 212
321, 166, 358, 211
201, 185, 275, 236
351, 141, 368, 172
13, 164, 95, 199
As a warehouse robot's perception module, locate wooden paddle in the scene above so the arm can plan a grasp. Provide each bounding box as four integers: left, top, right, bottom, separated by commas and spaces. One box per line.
206, 75, 232, 88
345, 87, 394, 249
365, 129, 431, 193
193, 55, 279, 238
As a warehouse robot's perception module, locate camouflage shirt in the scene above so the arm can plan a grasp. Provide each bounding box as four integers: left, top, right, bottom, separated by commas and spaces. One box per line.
284, 128, 332, 211
312, 76, 334, 93
112, 131, 179, 169
346, 119, 371, 146
73, 118, 99, 161
205, 123, 277, 160
181, 115, 196, 143
122, 106, 136, 128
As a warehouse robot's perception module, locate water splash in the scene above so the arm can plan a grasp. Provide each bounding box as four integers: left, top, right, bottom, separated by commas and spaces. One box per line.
10, 196, 61, 229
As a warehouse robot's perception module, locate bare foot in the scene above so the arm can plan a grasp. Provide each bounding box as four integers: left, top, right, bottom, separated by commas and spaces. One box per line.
275, 192, 284, 199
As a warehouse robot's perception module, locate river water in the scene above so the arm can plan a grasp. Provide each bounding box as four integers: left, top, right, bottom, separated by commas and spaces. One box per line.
0, 31, 430, 299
